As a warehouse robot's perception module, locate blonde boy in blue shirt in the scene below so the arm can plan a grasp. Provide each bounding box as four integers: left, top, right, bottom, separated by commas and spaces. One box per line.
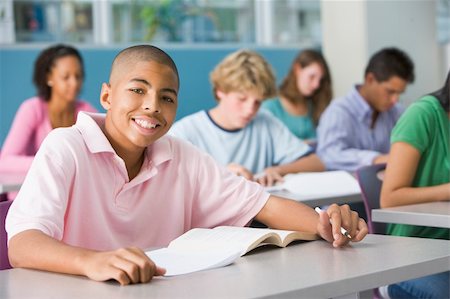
170, 49, 325, 186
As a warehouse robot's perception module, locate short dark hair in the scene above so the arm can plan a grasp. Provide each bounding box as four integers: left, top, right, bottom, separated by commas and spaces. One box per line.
365, 47, 415, 83
430, 70, 450, 112
33, 44, 84, 102
111, 44, 179, 86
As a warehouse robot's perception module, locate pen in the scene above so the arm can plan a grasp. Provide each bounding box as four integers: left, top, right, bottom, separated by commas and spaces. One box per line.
315, 207, 352, 239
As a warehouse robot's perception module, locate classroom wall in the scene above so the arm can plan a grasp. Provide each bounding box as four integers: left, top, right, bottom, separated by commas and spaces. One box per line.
0, 46, 299, 146
322, 0, 446, 105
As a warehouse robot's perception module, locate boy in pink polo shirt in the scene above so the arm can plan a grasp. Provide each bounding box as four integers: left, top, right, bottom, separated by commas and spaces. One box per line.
6, 45, 368, 285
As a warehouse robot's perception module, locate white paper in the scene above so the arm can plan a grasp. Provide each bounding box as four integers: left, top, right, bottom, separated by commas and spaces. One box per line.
266, 171, 360, 198
146, 247, 241, 276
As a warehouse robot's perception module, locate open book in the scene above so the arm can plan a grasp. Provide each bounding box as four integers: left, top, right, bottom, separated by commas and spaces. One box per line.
146, 226, 318, 276
266, 171, 361, 199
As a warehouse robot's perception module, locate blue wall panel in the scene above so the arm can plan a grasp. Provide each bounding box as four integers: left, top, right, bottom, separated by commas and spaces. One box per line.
0, 46, 298, 146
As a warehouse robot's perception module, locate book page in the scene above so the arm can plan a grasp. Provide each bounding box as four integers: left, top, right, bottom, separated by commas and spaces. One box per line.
266, 171, 360, 198
168, 227, 281, 255
146, 247, 241, 276
145, 227, 317, 276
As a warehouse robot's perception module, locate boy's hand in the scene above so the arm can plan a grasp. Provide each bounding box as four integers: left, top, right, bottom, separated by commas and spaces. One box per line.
316, 204, 368, 248
255, 167, 284, 187
227, 163, 253, 180
82, 247, 166, 285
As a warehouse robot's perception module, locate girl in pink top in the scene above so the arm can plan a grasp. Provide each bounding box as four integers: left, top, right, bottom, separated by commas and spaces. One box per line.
0, 44, 97, 174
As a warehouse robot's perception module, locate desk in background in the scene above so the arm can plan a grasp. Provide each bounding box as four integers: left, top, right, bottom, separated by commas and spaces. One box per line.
1, 234, 449, 299
270, 189, 362, 207
0, 173, 23, 201
268, 171, 362, 207
372, 201, 450, 229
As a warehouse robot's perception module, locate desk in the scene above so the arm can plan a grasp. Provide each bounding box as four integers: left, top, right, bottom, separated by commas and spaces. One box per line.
1, 234, 449, 299
271, 189, 362, 207
372, 201, 450, 228
0, 173, 23, 201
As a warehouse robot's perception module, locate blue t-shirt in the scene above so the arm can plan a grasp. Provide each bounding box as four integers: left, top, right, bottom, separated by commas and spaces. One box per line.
262, 99, 316, 140
168, 110, 311, 174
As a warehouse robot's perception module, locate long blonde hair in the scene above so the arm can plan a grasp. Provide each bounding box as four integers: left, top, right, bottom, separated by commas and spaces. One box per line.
279, 49, 332, 125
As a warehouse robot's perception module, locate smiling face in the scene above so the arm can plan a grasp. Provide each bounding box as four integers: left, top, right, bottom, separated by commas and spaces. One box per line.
214, 89, 263, 130
295, 62, 324, 97
100, 60, 179, 154
47, 55, 83, 103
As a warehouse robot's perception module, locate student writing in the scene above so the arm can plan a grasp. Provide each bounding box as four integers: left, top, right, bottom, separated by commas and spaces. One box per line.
262, 49, 332, 143
169, 49, 325, 186
316, 47, 415, 172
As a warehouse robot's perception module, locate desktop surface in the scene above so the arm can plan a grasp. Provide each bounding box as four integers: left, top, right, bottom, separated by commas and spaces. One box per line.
1, 234, 449, 299
372, 201, 450, 228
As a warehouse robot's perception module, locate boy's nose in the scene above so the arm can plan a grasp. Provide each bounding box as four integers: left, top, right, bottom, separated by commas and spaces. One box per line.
390, 94, 400, 104
142, 96, 161, 113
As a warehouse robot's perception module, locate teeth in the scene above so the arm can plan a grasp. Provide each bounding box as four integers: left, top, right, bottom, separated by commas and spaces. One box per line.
135, 119, 157, 129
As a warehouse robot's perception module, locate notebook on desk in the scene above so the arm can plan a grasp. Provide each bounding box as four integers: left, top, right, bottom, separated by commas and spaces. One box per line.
266, 171, 361, 199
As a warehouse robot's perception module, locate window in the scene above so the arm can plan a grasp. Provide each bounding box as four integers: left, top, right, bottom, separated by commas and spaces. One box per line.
13, 0, 94, 43
3, 0, 321, 46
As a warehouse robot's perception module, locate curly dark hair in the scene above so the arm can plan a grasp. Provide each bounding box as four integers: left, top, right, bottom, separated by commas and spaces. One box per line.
33, 44, 84, 102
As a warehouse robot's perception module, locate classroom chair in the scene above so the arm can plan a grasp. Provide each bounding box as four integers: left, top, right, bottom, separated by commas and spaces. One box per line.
355, 163, 387, 235
356, 163, 388, 299
0, 200, 12, 270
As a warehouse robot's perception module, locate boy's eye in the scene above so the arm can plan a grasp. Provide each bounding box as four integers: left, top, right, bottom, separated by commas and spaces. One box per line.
130, 88, 144, 94
163, 96, 175, 103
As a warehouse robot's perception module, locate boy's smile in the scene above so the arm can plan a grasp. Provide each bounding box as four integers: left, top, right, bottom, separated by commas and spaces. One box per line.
101, 60, 179, 156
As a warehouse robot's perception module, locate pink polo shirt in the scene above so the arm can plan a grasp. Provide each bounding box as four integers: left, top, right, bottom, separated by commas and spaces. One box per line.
6, 112, 269, 250
0, 97, 97, 175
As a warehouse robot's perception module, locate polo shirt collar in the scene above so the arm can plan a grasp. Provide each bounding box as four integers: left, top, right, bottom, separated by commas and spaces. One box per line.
146, 135, 173, 168
76, 112, 116, 154
76, 112, 173, 167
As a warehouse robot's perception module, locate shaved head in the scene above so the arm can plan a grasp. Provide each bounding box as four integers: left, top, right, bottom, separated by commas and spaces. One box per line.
109, 45, 179, 86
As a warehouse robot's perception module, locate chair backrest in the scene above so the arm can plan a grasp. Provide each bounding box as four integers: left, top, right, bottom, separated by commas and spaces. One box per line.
356, 163, 387, 234
0, 200, 12, 270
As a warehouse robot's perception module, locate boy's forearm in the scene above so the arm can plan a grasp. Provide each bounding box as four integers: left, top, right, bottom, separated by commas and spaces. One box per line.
255, 196, 319, 233
277, 154, 325, 176
8, 229, 93, 276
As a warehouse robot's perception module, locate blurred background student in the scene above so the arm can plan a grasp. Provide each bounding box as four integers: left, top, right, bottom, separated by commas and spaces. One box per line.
316, 47, 415, 172
262, 49, 332, 144
0, 44, 97, 175
169, 49, 324, 186
379, 71, 449, 299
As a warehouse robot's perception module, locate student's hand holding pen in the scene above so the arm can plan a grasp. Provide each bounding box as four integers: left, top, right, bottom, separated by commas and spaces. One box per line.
315, 204, 368, 248
254, 166, 284, 187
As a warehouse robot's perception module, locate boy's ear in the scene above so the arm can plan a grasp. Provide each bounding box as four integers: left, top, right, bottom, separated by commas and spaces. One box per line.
365, 72, 377, 85
216, 89, 225, 100
100, 83, 112, 110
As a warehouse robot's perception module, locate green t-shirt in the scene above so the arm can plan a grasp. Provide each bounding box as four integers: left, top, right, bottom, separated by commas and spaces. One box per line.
262, 99, 316, 140
387, 96, 450, 240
